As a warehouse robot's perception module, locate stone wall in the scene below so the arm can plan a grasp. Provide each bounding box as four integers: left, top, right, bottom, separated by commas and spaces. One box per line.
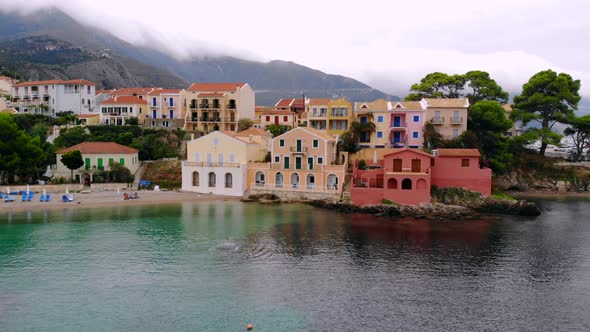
1, 183, 132, 193
245, 189, 339, 202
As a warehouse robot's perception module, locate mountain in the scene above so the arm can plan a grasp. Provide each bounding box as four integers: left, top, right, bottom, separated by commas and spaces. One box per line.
0, 8, 395, 105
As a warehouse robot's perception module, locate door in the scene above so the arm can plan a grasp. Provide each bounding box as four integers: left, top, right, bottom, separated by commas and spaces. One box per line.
296, 140, 302, 152
393, 132, 401, 143
152, 109, 157, 119
275, 116, 279, 125
284, 156, 290, 169
308, 157, 314, 170
394, 116, 401, 127
295, 157, 302, 170
411, 159, 421, 172
170, 110, 174, 119
393, 159, 402, 172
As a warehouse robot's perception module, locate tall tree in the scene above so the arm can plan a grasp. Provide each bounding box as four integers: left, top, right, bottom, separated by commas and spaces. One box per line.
237, 119, 254, 131
464, 70, 509, 104
564, 115, 590, 162
405, 72, 466, 101
512, 70, 581, 155
54, 126, 88, 148
468, 101, 514, 172
422, 122, 444, 150
60, 150, 84, 183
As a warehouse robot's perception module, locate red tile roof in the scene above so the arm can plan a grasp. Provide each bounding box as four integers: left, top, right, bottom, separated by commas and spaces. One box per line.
384, 148, 433, 159
275, 98, 295, 107
308, 98, 331, 106
187, 82, 246, 92
197, 92, 226, 97
101, 95, 148, 105
14, 79, 97, 87
436, 149, 481, 157
78, 114, 99, 118
111, 87, 159, 95
235, 127, 271, 137
56, 142, 138, 155
96, 89, 114, 95
147, 89, 182, 95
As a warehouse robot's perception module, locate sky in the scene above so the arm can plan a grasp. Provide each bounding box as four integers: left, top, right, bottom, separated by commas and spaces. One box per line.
1, 0, 590, 97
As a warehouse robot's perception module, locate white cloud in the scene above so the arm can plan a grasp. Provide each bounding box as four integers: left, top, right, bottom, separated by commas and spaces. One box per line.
1, 0, 589, 97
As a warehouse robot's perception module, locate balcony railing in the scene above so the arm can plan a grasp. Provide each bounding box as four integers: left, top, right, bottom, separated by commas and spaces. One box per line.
199, 117, 221, 122
431, 117, 444, 124
183, 161, 240, 168
199, 104, 210, 109
224, 117, 237, 123
289, 146, 309, 153
227, 104, 236, 109
249, 182, 338, 193
450, 117, 463, 124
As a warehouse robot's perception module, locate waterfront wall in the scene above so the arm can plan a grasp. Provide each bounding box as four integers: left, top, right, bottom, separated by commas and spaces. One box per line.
1, 183, 132, 193
245, 188, 339, 201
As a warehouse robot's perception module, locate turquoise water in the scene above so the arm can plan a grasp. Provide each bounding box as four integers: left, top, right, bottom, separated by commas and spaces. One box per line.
1, 199, 590, 331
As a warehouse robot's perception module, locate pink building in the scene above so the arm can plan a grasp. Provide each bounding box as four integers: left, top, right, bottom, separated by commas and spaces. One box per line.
351, 148, 491, 206
389, 102, 426, 148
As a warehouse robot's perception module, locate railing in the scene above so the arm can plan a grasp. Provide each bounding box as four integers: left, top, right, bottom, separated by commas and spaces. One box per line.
183, 161, 240, 168
249, 182, 339, 193
224, 117, 237, 123
199, 117, 221, 122
450, 117, 463, 124
199, 104, 210, 109
227, 104, 236, 109
431, 117, 444, 124
289, 146, 308, 153
390, 122, 407, 128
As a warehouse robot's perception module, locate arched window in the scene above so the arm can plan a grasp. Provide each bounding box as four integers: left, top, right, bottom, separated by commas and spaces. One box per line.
387, 178, 398, 189
208, 172, 216, 187
225, 173, 233, 188
401, 178, 412, 190
275, 172, 284, 188
416, 178, 427, 190
255, 171, 265, 186
327, 174, 338, 190
192, 171, 199, 186
291, 173, 300, 188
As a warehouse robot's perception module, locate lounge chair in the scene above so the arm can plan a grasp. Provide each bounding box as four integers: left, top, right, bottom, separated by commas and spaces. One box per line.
40, 195, 45, 202
27, 192, 34, 202
21, 194, 27, 202
45, 194, 51, 202
62, 194, 69, 202
4, 195, 14, 202
0, 193, 3, 199
68, 194, 74, 202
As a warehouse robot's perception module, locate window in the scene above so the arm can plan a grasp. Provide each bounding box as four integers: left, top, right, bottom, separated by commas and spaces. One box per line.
283, 116, 288, 122
284, 156, 290, 169
225, 173, 233, 188
192, 172, 199, 186
453, 129, 459, 137
229, 153, 235, 163
279, 139, 285, 147
266, 116, 270, 121
208, 172, 216, 187
377, 131, 383, 138
377, 115, 384, 123
413, 115, 420, 122
87, 86, 91, 94
170, 97, 174, 106
317, 157, 323, 165
274, 155, 280, 163
431, 158, 435, 166
413, 132, 419, 139
401, 178, 412, 190
462, 159, 470, 167
360, 116, 367, 123
313, 139, 319, 148
119, 158, 125, 166
194, 152, 200, 162
218, 153, 223, 166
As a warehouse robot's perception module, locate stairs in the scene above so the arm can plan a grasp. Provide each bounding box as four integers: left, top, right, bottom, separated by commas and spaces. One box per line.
132, 162, 147, 189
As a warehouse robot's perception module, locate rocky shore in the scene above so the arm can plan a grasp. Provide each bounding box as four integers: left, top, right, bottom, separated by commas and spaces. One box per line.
242, 191, 541, 221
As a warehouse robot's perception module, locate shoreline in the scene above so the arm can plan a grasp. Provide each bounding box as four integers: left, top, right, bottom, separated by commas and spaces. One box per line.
0, 191, 240, 214
507, 190, 590, 199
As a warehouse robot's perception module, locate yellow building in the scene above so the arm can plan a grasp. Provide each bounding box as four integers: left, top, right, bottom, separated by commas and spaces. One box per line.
306, 98, 330, 131
326, 98, 353, 136
422, 98, 469, 140
354, 99, 390, 148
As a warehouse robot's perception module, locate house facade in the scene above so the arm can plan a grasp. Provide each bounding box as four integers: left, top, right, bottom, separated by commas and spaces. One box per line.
55, 142, 139, 185
184, 83, 255, 134
422, 98, 469, 139
11, 79, 96, 116
143, 89, 186, 129
259, 109, 296, 128
350, 148, 491, 206
389, 101, 426, 148
306, 98, 330, 131
247, 127, 346, 196
99, 95, 148, 125
327, 98, 353, 136
181, 130, 270, 196
355, 99, 391, 148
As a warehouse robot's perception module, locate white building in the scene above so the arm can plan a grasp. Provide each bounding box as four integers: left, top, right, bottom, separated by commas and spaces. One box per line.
11, 79, 97, 116
182, 129, 271, 196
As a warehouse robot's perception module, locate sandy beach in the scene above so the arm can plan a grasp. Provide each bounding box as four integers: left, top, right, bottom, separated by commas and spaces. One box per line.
0, 190, 240, 214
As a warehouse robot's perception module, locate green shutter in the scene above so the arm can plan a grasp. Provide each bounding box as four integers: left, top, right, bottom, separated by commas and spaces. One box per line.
119, 158, 125, 166
284, 156, 290, 169
85, 158, 91, 170
97, 158, 103, 170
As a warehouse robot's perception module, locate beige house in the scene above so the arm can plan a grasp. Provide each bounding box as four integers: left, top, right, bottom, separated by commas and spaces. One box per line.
78, 114, 101, 126
182, 129, 270, 196
354, 99, 391, 148
306, 98, 331, 131
100, 95, 148, 125
55, 142, 139, 184
247, 127, 346, 196
422, 98, 469, 139
144, 89, 186, 129
184, 82, 255, 134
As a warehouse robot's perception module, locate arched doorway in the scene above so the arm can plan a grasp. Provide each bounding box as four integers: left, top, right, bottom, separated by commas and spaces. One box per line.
255, 171, 265, 186
387, 178, 398, 189
306, 174, 315, 190
82, 173, 91, 187
275, 172, 284, 188
416, 178, 427, 190
401, 178, 412, 190
208, 172, 216, 187
291, 173, 300, 188
327, 174, 338, 190
192, 171, 199, 186
225, 173, 233, 188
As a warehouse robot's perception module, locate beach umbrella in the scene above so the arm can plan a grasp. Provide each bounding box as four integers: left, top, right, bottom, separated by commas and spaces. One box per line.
6, 186, 10, 194
65, 186, 69, 194
43, 188, 47, 196
26, 184, 30, 194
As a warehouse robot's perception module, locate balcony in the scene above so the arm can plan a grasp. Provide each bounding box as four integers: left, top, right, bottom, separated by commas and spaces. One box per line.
224, 117, 237, 123
199, 104, 210, 109
227, 104, 236, 109
199, 117, 221, 122
190, 104, 198, 110
183, 161, 240, 168
289, 146, 309, 153
431, 117, 444, 124
450, 117, 463, 124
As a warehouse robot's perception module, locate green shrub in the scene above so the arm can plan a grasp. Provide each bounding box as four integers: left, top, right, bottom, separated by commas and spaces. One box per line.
358, 159, 367, 170
381, 198, 394, 205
